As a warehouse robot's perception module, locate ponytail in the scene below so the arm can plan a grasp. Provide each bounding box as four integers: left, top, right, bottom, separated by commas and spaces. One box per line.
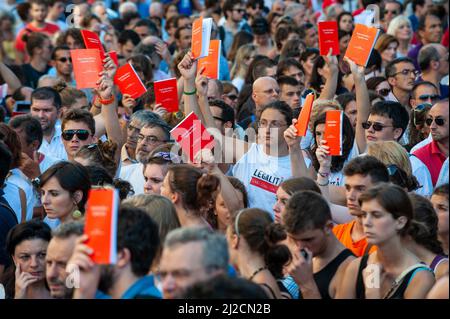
264, 223, 292, 279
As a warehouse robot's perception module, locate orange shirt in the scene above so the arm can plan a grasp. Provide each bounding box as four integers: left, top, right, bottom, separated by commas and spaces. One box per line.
333, 220, 377, 257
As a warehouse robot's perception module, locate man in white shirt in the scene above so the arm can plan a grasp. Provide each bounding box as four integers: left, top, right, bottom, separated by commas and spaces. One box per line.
30, 87, 68, 160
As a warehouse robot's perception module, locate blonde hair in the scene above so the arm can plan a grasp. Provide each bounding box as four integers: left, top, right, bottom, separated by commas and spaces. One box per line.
367, 141, 412, 176
231, 44, 257, 80
387, 15, 412, 40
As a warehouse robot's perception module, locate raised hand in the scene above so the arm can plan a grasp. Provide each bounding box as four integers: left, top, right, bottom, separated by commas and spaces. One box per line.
152, 103, 169, 118
14, 264, 40, 299
155, 41, 170, 62
324, 48, 339, 73
96, 70, 114, 101
122, 94, 137, 111
102, 56, 117, 79
287, 247, 314, 286
344, 56, 365, 79
315, 139, 332, 173
195, 67, 208, 97
177, 52, 197, 80
283, 119, 301, 150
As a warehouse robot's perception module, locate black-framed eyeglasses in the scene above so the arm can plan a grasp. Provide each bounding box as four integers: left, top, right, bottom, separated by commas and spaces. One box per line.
62, 129, 90, 141
392, 69, 419, 77
362, 121, 394, 131
377, 88, 391, 97
425, 117, 446, 126
57, 57, 72, 63
418, 94, 440, 102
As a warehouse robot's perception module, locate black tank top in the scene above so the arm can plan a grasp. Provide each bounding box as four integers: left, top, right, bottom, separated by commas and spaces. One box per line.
298, 249, 354, 299
355, 255, 430, 299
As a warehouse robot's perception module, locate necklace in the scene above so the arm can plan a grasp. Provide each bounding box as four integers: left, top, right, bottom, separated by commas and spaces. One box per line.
248, 266, 268, 281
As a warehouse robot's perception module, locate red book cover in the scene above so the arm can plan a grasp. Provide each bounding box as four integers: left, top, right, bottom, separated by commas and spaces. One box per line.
114, 62, 147, 99
108, 51, 119, 66
81, 29, 105, 60
170, 111, 215, 163
153, 78, 179, 112
71, 49, 103, 89
324, 110, 343, 156
84, 188, 119, 264
318, 21, 340, 56
197, 40, 221, 79
295, 93, 315, 136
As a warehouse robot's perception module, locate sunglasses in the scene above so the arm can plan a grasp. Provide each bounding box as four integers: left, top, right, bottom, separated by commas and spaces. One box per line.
233, 8, 245, 13
362, 121, 394, 131
425, 117, 446, 126
413, 103, 432, 126
384, 10, 398, 15
57, 57, 72, 63
226, 94, 238, 101
377, 88, 391, 97
418, 94, 440, 101
62, 129, 90, 141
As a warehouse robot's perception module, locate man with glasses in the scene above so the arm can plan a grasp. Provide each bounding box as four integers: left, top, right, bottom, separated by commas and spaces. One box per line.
385, 57, 418, 109
120, 119, 171, 195
418, 44, 449, 99
158, 227, 229, 299
51, 46, 73, 85
413, 99, 449, 186
410, 81, 440, 109
61, 108, 96, 161
383, 0, 403, 29
363, 100, 433, 196
220, 0, 251, 55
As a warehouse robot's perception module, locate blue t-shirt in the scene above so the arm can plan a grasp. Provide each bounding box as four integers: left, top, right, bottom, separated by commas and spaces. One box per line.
95, 275, 162, 299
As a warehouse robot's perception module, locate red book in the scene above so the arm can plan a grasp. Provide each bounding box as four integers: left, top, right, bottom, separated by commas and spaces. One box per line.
153, 78, 179, 112
114, 62, 147, 99
197, 40, 221, 79
71, 49, 103, 89
108, 51, 119, 66
318, 21, 340, 56
81, 29, 105, 60
344, 23, 380, 67
324, 110, 343, 156
170, 111, 215, 163
295, 93, 315, 136
84, 188, 119, 264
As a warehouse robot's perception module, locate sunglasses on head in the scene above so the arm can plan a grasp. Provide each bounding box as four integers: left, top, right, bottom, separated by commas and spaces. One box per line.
377, 88, 391, 97
425, 117, 446, 126
413, 103, 432, 126
57, 57, 72, 63
362, 121, 393, 131
62, 129, 90, 141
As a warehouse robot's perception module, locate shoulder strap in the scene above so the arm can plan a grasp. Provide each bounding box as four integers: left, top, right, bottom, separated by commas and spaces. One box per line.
355, 255, 370, 299
384, 263, 431, 299
259, 283, 277, 299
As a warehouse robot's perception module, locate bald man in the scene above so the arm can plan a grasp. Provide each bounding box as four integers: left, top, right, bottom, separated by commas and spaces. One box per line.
252, 76, 280, 118
149, 2, 164, 19
419, 44, 449, 98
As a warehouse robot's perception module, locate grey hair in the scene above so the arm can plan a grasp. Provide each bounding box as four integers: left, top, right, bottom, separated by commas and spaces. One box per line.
418, 44, 442, 71
130, 110, 167, 129
285, 3, 305, 18
164, 227, 229, 271
52, 221, 84, 239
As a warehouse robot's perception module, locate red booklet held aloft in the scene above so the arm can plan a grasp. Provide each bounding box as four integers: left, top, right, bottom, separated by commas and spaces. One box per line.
318, 21, 340, 56
295, 93, 315, 136
154, 78, 179, 112
81, 29, 106, 60
324, 110, 343, 156
71, 49, 103, 89
114, 62, 147, 99
170, 111, 215, 163
108, 51, 119, 66
197, 40, 221, 79
84, 188, 119, 264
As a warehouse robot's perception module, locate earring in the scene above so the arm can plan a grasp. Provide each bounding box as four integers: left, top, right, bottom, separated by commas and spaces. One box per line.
72, 210, 82, 219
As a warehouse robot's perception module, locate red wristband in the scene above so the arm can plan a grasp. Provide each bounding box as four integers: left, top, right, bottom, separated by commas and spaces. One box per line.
99, 96, 115, 105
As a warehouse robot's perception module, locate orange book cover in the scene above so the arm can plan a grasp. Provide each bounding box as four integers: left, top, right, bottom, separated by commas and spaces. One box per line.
191, 17, 212, 59
81, 29, 105, 60
170, 111, 215, 163
84, 188, 119, 264
71, 49, 103, 89
295, 93, 315, 136
154, 78, 179, 112
344, 23, 380, 66
324, 110, 343, 156
114, 62, 147, 99
197, 40, 221, 79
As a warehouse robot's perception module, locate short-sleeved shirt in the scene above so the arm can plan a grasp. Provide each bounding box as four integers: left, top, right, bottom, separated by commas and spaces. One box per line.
21, 63, 51, 89
119, 163, 144, 195
15, 23, 60, 55
413, 140, 447, 186
333, 220, 377, 257
38, 123, 68, 161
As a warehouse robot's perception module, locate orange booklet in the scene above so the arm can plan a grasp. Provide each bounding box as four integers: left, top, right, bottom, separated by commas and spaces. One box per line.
170, 111, 215, 163
114, 62, 147, 99
191, 16, 213, 59
295, 93, 315, 136
197, 40, 221, 79
71, 49, 103, 89
81, 29, 105, 60
153, 78, 179, 112
84, 188, 119, 264
324, 110, 343, 156
344, 23, 380, 66
318, 21, 340, 56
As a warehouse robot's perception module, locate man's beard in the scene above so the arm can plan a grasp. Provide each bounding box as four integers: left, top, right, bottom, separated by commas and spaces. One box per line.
98, 265, 116, 294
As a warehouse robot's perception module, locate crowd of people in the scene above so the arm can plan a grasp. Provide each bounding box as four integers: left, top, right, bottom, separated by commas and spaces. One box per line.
0, 0, 448, 300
